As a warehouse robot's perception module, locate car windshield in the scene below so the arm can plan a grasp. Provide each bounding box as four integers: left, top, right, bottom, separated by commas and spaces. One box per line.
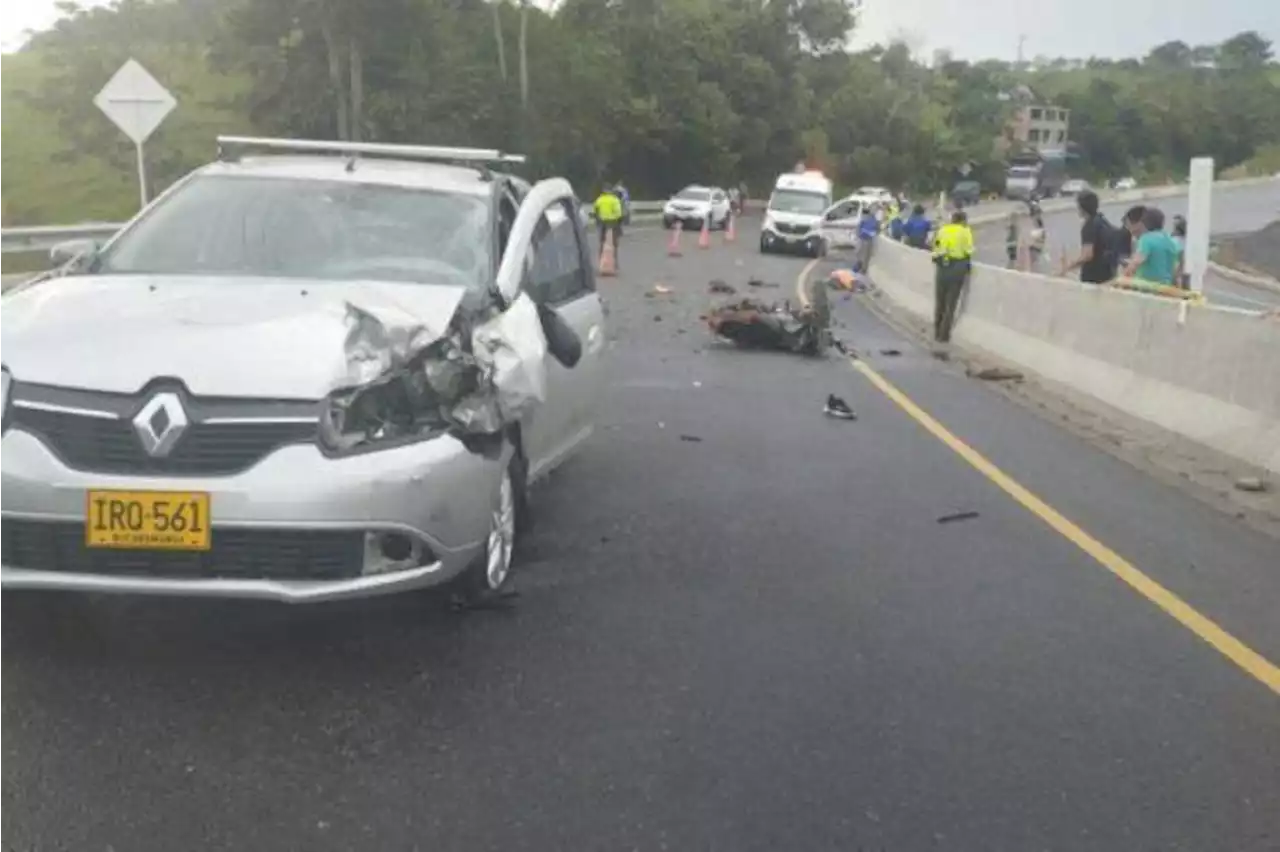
96, 174, 491, 289
769, 189, 829, 215
1008, 167, 1036, 178
675, 188, 711, 201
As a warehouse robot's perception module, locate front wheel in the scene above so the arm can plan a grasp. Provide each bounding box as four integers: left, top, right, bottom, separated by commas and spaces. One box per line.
663, 216, 675, 229
454, 452, 526, 600
759, 236, 771, 254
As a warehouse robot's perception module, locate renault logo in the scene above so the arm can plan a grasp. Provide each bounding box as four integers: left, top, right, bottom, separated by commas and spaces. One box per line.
132, 393, 189, 458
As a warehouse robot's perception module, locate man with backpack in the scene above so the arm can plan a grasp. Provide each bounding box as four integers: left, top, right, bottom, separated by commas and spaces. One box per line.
1059, 190, 1119, 284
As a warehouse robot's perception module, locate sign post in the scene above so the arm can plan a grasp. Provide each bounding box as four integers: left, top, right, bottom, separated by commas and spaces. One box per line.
1185, 157, 1213, 295
93, 59, 177, 210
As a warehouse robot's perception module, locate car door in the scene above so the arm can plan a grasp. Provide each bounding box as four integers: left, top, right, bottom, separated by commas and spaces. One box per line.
516, 195, 606, 480
819, 198, 863, 248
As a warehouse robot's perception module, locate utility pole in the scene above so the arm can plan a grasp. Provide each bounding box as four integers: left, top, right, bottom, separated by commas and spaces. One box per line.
1016, 34, 1027, 68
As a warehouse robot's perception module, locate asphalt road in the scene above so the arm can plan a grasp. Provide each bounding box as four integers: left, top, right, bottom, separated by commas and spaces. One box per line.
5, 221, 1279, 851
973, 181, 1280, 311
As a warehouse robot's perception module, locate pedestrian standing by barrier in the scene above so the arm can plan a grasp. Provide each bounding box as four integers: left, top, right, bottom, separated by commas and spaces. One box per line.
1059, 190, 1118, 284
1028, 213, 1047, 272
1005, 212, 1021, 268
592, 187, 624, 270
1122, 207, 1181, 287
889, 209, 905, 242
856, 206, 880, 272
903, 204, 932, 250
1115, 206, 1146, 269
932, 210, 974, 351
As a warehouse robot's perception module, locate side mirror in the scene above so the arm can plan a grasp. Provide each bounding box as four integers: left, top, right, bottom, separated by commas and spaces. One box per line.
537, 303, 582, 368
50, 238, 99, 270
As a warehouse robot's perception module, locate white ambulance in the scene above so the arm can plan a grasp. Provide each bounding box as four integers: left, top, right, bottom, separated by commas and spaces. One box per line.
760, 171, 834, 257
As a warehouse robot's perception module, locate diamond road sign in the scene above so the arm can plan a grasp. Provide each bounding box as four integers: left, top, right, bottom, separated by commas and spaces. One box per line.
94, 59, 176, 145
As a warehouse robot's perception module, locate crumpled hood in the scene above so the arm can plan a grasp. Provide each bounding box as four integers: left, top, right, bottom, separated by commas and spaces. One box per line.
1, 275, 468, 399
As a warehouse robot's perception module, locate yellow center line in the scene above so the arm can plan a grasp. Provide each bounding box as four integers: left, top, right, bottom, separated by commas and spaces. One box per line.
815, 266, 1280, 696
795, 257, 820, 308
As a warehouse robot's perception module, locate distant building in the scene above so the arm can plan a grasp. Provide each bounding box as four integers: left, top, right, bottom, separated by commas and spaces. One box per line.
996, 86, 1070, 154
1008, 103, 1070, 151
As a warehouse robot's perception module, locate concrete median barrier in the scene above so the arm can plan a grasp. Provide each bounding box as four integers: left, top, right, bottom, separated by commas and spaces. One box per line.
870, 237, 1280, 475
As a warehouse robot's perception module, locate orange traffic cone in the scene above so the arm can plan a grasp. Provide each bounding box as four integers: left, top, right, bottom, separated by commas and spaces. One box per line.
698, 217, 711, 250
598, 229, 617, 277
667, 221, 683, 257
724, 212, 737, 243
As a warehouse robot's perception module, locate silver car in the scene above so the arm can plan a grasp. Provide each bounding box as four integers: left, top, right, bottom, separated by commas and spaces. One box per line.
1, 136, 606, 604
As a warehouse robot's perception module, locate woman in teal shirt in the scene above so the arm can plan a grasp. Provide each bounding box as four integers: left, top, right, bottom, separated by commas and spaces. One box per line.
1122, 207, 1182, 286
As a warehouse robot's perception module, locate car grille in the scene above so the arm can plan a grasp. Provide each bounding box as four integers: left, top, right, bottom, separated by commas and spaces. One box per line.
1, 519, 365, 582
775, 223, 808, 235
11, 407, 316, 476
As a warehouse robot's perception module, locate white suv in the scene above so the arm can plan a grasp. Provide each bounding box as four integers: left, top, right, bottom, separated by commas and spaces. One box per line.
662, 185, 731, 230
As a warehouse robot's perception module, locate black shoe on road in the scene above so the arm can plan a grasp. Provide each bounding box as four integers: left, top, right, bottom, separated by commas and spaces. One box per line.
824, 394, 856, 420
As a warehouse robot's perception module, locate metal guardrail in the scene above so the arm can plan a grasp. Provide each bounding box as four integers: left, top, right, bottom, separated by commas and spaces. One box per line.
2, 223, 126, 254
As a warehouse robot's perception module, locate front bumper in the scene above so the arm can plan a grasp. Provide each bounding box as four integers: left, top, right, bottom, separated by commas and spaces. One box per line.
1, 428, 506, 603
664, 209, 710, 227
761, 228, 822, 253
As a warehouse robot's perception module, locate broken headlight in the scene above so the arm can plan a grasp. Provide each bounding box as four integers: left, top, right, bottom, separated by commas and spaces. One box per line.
318, 370, 445, 455
318, 338, 499, 454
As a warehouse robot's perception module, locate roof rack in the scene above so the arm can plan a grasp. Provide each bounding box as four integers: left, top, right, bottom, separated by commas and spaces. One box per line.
214, 136, 527, 166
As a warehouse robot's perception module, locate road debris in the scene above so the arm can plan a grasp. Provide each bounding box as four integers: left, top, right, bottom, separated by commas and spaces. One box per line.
748, 277, 780, 289
679, 434, 704, 443
709, 279, 737, 295
704, 298, 829, 356
937, 511, 981, 524
879, 348, 902, 357
1234, 476, 1270, 493
967, 366, 1024, 382
647, 283, 674, 297
823, 394, 856, 420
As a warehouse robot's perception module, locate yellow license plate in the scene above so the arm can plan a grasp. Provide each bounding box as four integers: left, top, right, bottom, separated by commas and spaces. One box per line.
85, 490, 212, 550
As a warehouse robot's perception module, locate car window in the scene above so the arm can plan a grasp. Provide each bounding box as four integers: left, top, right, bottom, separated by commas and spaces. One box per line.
675, 188, 711, 201
97, 174, 491, 289
825, 200, 859, 220
526, 199, 590, 305
497, 188, 519, 258
769, 189, 829, 215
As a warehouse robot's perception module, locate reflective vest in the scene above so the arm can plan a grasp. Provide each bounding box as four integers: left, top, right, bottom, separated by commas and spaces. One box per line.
933, 223, 974, 262
594, 193, 623, 223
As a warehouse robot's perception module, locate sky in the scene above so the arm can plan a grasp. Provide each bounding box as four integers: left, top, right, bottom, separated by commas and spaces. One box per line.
2, 0, 1278, 58
851, 0, 1280, 61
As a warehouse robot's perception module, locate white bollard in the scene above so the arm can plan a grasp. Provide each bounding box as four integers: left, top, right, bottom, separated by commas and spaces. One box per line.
1186, 157, 1213, 295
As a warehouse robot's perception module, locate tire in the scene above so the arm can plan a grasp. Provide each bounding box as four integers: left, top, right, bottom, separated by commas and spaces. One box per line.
455, 449, 526, 599
759, 236, 770, 254
663, 216, 675, 229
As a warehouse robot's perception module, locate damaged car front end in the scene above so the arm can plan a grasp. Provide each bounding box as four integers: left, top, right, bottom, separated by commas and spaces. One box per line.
1, 139, 603, 605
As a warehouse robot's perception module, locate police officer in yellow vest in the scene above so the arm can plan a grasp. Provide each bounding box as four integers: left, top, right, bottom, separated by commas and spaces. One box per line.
931, 210, 975, 348
593, 188, 624, 269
